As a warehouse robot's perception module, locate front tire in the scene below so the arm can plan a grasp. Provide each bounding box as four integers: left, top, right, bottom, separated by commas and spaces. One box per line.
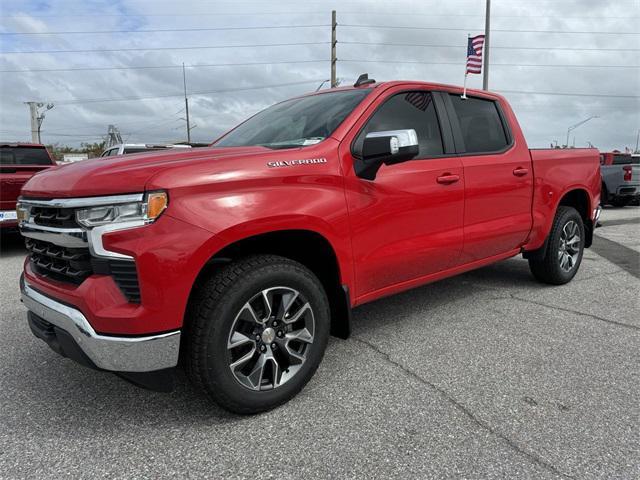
185, 255, 330, 414
528, 206, 585, 285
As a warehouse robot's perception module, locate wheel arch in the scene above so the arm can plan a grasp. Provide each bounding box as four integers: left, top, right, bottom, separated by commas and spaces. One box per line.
558, 188, 593, 247
185, 228, 352, 341
524, 186, 593, 260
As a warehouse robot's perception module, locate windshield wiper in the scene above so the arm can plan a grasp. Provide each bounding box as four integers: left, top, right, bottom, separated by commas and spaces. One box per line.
260, 137, 325, 149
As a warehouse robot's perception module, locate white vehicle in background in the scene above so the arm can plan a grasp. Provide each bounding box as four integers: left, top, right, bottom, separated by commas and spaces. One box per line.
62, 153, 89, 163
100, 143, 192, 157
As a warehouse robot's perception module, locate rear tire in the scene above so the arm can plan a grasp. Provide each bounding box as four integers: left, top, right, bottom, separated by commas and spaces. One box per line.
185, 255, 330, 414
528, 206, 585, 285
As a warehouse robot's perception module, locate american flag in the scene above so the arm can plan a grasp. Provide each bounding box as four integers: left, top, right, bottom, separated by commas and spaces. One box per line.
466, 34, 485, 74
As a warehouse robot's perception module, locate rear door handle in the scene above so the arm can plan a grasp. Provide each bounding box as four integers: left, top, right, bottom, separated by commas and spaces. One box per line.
437, 173, 460, 185
513, 167, 529, 177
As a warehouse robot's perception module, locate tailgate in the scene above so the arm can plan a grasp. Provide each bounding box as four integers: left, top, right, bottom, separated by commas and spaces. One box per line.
0, 165, 50, 210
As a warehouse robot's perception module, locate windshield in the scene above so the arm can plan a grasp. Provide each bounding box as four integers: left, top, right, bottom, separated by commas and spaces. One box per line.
0, 146, 52, 165
214, 89, 371, 149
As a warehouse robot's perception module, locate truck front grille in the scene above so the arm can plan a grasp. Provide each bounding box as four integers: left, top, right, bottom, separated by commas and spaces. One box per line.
25, 238, 141, 303
26, 238, 92, 284
30, 206, 79, 228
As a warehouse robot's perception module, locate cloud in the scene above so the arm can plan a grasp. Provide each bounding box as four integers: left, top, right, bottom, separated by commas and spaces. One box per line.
0, 0, 638, 150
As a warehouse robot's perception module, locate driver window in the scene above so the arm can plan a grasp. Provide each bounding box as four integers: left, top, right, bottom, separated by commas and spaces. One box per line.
353, 91, 444, 158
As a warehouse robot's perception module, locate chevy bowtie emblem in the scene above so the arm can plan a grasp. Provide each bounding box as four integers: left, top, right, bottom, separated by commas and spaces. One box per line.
267, 158, 327, 168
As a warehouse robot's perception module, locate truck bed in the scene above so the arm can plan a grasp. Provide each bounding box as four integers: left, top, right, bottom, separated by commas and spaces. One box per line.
526, 148, 601, 250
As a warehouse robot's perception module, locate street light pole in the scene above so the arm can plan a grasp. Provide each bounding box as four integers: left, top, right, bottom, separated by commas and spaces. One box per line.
565, 116, 598, 148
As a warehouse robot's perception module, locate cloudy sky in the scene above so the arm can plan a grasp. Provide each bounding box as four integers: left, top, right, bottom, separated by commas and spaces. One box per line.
0, 0, 638, 150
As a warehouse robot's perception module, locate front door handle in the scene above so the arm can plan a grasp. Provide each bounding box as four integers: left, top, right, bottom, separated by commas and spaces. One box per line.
513, 167, 529, 177
437, 173, 460, 185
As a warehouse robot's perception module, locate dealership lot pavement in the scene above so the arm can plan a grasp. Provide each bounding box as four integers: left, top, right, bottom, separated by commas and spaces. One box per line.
1, 207, 638, 479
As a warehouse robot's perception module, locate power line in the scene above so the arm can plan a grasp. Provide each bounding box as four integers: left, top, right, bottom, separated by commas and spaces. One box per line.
0, 60, 327, 74
7, 23, 634, 37
340, 24, 640, 35
340, 41, 640, 52
0, 42, 329, 55
47, 79, 323, 105
340, 59, 639, 69
0, 24, 330, 35
4, 12, 637, 20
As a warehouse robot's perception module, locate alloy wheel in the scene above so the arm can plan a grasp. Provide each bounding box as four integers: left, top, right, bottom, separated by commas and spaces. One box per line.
558, 220, 581, 272
227, 286, 315, 391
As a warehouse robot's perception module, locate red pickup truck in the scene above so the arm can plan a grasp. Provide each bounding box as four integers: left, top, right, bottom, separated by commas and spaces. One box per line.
17, 80, 601, 413
0, 143, 56, 229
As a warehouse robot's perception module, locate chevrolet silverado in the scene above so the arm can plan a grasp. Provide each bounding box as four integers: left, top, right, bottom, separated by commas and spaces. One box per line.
17, 79, 601, 413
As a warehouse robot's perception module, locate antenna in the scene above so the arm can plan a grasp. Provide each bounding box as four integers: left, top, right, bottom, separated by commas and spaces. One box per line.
354, 73, 375, 88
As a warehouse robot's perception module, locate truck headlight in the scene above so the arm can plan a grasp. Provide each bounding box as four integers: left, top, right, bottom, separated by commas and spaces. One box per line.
76, 191, 168, 228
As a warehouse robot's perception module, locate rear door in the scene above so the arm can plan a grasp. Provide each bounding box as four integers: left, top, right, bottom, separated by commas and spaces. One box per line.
341, 88, 465, 299
444, 94, 533, 262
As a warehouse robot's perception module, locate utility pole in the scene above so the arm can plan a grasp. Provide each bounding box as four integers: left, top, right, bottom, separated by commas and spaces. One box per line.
635, 129, 639, 153
106, 125, 123, 147
482, 0, 491, 90
25, 102, 54, 143
330, 10, 337, 88
182, 63, 191, 143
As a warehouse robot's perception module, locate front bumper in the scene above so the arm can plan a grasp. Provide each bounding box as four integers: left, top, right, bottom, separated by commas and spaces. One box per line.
21, 277, 180, 372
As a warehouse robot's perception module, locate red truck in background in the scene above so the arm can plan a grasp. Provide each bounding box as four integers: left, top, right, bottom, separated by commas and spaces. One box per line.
16, 79, 601, 414
0, 143, 56, 229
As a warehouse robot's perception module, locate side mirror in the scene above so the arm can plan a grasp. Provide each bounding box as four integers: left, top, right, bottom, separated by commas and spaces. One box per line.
354, 129, 419, 180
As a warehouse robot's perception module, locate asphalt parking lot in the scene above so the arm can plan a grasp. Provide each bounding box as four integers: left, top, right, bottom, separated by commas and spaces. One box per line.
1, 207, 638, 479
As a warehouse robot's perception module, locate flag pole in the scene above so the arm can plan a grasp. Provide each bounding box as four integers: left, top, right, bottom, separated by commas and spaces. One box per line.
462, 34, 469, 99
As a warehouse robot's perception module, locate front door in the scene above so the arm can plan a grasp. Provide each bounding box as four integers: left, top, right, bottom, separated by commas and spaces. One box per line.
341, 88, 465, 299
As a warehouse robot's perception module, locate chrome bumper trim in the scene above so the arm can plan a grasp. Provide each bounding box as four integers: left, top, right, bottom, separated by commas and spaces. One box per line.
21, 280, 180, 372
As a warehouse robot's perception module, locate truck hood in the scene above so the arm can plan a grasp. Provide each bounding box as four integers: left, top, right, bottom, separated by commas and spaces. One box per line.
20, 146, 272, 198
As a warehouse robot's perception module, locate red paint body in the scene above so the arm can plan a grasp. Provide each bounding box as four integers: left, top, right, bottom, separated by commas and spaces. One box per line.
20, 82, 601, 335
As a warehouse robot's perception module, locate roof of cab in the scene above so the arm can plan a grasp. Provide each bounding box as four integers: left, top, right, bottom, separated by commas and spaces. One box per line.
307, 80, 504, 102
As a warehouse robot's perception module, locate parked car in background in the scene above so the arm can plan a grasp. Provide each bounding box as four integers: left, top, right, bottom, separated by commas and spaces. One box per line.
61, 153, 89, 164
600, 151, 640, 207
0, 143, 56, 230
100, 143, 192, 157
17, 79, 601, 413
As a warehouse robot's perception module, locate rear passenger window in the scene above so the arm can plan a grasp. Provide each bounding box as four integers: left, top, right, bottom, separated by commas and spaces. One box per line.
354, 91, 444, 158
449, 95, 509, 153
